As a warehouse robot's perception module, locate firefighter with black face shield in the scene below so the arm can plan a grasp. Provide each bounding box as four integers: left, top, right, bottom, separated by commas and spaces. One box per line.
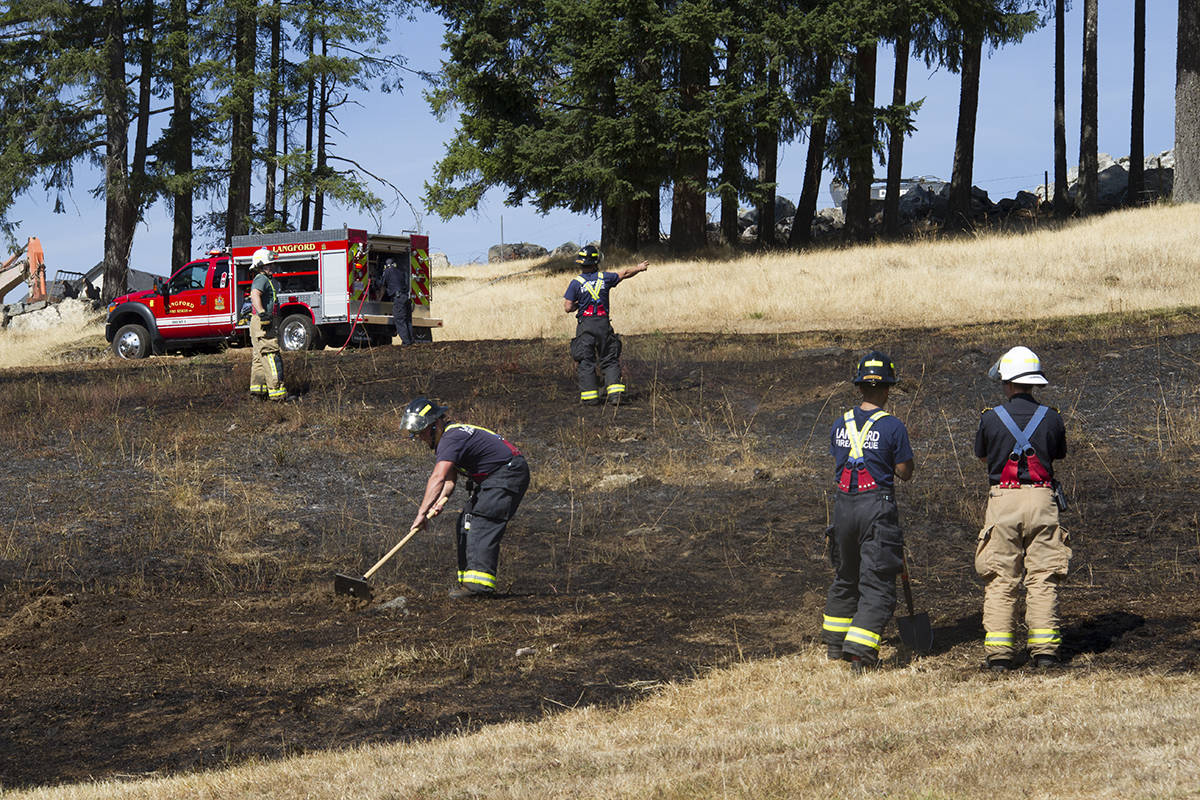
248, 247, 291, 401
563, 245, 648, 406
402, 397, 531, 599
822, 352, 915, 671
974, 346, 1069, 671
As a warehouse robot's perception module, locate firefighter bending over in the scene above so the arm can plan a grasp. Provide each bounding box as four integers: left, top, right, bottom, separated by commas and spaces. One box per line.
563, 245, 648, 406
974, 346, 1069, 672
402, 397, 531, 599
822, 351, 915, 671
248, 248, 291, 402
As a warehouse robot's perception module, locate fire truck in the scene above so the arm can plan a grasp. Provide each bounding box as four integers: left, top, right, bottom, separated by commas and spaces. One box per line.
105, 228, 440, 359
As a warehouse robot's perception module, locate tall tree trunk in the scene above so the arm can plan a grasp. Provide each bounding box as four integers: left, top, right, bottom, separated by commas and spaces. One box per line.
845, 42, 877, 243
884, 33, 910, 238
1177, 0, 1200, 202
314, 34, 328, 230
756, 67, 779, 248
264, 0, 281, 224
945, 32, 983, 233
1076, 0, 1099, 215
790, 53, 831, 249
226, 2, 255, 240
1053, 0, 1069, 216
102, 0, 133, 303
719, 38, 741, 246
132, 0, 152, 182
601, 198, 639, 252
281, 114, 290, 228
301, 30, 315, 230
638, 191, 661, 248
169, 0, 193, 270
1128, 0, 1145, 206
669, 41, 709, 255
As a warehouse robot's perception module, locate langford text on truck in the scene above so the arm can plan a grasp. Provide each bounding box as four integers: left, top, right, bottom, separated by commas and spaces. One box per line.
105, 228, 440, 359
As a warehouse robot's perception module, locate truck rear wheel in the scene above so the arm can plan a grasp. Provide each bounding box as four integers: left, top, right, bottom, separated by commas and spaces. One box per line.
413, 325, 433, 343
112, 323, 151, 360
279, 313, 323, 351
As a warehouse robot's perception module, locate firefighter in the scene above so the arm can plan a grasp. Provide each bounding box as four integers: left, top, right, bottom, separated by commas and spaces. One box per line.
563, 245, 648, 406
822, 351, 915, 671
402, 397, 531, 599
248, 247, 291, 402
974, 346, 1069, 671
381, 257, 413, 345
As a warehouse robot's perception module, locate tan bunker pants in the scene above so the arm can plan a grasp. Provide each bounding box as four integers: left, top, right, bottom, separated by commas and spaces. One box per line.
249, 316, 287, 400
975, 486, 1070, 659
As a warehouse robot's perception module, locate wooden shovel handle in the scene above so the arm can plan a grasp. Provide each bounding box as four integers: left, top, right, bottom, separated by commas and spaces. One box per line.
900, 550, 918, 617
362, 511, 436, 581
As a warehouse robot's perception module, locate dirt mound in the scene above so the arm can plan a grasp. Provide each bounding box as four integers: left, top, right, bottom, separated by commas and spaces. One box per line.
0, 593, 79, 638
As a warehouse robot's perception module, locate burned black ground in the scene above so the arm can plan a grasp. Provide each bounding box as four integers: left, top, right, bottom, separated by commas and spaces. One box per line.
1, 313, 1198, 788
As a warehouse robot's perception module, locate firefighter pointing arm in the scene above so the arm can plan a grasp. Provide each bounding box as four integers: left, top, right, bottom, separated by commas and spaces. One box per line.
563, 245, 648, 406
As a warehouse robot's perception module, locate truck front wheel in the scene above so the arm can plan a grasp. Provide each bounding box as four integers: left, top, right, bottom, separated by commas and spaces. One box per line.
112, 323, 151, 360
279, 313, 323, 351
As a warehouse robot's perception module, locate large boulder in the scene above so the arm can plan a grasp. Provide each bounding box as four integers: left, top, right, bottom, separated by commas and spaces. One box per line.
430, 252, 451, 271
553, 241, 580, 258
487, 242, 548, 263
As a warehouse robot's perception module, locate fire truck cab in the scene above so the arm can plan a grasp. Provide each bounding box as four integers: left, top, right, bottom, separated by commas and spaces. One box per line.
105, 228, 439, 359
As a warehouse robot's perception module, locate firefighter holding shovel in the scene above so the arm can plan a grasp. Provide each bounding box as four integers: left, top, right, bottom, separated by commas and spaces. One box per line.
821, 351, 915, 671
974, 346, 1068, 672
402, 397, 531, 599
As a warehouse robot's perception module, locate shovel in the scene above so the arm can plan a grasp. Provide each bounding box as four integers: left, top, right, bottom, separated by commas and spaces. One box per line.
334, 512, 433, 600
897, 550, 933, 653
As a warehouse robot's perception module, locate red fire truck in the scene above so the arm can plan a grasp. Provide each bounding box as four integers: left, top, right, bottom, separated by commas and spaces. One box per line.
105, 228, 440, 359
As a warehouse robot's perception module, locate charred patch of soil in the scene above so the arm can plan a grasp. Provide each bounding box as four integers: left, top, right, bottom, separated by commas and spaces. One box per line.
2, 313, 1200, 788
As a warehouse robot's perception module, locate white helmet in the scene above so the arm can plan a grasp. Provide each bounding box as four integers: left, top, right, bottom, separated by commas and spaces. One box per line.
988, 346, 1048, 385
251, 248, 278, 270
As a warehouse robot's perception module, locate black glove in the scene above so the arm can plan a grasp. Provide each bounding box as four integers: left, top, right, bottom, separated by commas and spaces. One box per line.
258, 310, 271, 323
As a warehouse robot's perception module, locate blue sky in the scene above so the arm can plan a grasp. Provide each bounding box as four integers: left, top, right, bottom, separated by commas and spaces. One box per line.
3, 1, 1180, 300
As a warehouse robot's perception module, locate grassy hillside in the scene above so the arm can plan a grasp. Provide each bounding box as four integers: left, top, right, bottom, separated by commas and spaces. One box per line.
435, 203, 1200, 341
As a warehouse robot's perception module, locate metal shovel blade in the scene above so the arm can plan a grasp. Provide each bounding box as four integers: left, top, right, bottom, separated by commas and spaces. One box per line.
898, 611, 933, 653
334, 572, 372, 599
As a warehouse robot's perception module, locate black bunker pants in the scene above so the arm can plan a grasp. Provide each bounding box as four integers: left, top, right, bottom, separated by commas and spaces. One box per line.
456, 455, 531, 594
571, 317, 623, 404
822, 488, 905, 662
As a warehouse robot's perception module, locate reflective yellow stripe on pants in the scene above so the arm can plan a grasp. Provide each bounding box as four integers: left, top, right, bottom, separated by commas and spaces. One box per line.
844, 626, 882, 653
822, 614, 852, 637
458, 569, 496, 590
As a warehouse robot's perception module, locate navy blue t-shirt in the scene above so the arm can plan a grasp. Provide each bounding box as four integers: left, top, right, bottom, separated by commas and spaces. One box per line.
435, 423, 520, 480
829, 407, 914, 489
564, 271, 621, 318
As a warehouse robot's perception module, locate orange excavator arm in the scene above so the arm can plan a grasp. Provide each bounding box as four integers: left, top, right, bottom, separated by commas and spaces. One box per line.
26, 237, 46, 302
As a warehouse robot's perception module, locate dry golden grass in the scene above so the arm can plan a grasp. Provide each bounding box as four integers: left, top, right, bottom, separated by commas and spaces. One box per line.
7, 650, 1198, 800
436, 204, 1200, 341
0, 299, 106, 369
4, 205, 1199, 362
